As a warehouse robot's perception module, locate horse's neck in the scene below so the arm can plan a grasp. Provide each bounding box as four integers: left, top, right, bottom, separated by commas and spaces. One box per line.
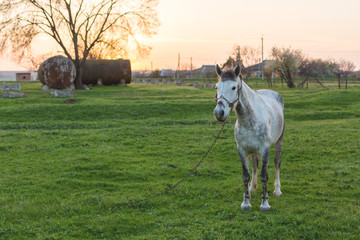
235, 81, 257, 121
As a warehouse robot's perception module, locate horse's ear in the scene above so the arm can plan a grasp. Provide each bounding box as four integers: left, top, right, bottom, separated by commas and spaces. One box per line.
216, 64, 222, 76
234, 65, 241, 76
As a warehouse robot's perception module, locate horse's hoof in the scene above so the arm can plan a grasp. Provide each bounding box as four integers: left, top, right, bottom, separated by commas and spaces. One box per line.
260, 201, 271, 212
241, 201, 251, 211
273, 190, 282, 197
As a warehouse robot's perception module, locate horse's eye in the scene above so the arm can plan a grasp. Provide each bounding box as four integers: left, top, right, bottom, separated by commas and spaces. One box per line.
232, 86, 236, 90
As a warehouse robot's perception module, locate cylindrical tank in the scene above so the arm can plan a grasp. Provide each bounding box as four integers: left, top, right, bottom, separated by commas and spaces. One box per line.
37, 55, 76, 89
81, 59, 131, 85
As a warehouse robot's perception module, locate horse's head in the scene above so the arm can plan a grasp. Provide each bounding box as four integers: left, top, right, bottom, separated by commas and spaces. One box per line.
213, 64, 242, 122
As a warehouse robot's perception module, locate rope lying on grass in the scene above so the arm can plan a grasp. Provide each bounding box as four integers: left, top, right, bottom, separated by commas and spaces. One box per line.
114, 120, 227, 206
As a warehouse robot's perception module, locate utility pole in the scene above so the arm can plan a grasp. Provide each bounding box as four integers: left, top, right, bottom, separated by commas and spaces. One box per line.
261, 35, 264, 81
151, 61, 153, 78
176, 53, 180, 79
190, 57, 193, 79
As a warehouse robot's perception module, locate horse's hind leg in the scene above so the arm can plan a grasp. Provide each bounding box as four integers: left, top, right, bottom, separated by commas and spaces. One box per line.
273, 130, 284, 197
249, 153, 259, 192
260, 147, 271, 212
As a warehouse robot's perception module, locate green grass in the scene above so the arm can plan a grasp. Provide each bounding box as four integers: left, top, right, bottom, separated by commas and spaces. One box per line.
1, 81, 360, 239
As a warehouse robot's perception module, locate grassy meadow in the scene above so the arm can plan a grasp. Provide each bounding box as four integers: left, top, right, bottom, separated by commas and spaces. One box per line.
0, 80, 360, 239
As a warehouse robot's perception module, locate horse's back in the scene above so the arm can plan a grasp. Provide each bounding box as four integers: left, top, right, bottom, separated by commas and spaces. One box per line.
256, 89, 284, 110
256, 89, 284, 143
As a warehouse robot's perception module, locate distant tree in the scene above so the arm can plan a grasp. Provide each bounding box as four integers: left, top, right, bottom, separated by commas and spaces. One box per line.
234, 45, 241, 67
20, 52, 53, 71
299, 58, 334, 78
299, 58, 313, 77
271, 46, 303, 88
222, 56, 234, 68
223, 45, 260, 68
222, 45, 260, 78
330, 59, 356, 89
0, 0, 159, 89
323, 60, 338, 78
88, 38, 127, 60
263, 60, 276, 87
222, 55, 248, 80
235, 45, 261, 68
222, 56, 236, 69
181, 63, 192, 71
328, 60, 342, 89
149, 69, 160, 78
338, 59, 355, 89
298, 58, 334, 88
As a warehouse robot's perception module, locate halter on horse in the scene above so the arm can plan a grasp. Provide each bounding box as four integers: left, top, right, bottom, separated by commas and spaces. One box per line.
214, 64, 285, 212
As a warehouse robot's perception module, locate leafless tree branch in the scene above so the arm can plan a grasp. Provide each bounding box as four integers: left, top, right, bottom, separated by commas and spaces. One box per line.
0, 0, 159, 89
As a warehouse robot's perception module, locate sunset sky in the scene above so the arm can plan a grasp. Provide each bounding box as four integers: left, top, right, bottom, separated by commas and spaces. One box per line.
1, 0, 359, 71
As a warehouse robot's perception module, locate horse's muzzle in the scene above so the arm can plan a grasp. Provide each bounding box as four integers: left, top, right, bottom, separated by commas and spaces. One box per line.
214, 105, 226, 122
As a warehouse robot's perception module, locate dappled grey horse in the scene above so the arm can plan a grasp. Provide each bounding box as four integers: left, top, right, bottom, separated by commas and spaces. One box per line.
214, 65, 284, 211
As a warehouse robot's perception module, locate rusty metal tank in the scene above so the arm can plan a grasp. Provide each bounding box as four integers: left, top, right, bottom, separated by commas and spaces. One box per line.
81, 59, 131, 85
38, 55, 76, 89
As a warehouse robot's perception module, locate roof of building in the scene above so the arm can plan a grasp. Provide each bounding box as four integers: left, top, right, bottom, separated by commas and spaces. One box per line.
194, 65, 216, 72
245, 60, 269, 71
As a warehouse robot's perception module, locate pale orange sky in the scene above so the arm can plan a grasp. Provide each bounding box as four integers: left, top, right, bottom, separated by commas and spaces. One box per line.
1, 0, 360, 71
133, 0, 360, 70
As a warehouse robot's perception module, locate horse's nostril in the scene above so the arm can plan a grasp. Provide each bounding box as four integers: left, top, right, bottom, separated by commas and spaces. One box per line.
220, 110, 224, 117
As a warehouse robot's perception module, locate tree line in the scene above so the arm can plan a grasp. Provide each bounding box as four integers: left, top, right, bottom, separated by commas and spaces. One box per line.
223, 45, 357, 89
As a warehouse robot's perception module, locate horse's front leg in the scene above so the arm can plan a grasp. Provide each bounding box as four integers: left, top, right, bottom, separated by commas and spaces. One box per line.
260, 147, 271, 212
237, 147, 251, 210
273, 133, 283, 197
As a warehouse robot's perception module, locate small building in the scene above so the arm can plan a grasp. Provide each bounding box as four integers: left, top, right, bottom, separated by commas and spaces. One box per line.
245, 60, 280, 79
193, 65, 217, 78
245, 60, 269, 78
16, 72, 31, 81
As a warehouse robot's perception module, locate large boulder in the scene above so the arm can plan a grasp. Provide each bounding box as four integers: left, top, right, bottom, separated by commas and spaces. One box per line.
38, 55, 76, 89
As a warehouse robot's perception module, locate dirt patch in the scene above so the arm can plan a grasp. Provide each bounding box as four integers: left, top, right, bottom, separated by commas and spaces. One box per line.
64, 99, 78, 104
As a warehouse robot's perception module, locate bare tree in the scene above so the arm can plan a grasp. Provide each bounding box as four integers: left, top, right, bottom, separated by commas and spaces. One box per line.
88, 38, 128, 60
329, 60, 343, 89
298, 58, 333, 88
223, 45, 260, 72
271, 46, 303, 88
181, 63, 192, 71
222, 45, 260, 78
263, 60, 276, 87
234, 45, 261, 68
0, 0, 159, 89
18, 52, 53, 71
338, 59, 355, 89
